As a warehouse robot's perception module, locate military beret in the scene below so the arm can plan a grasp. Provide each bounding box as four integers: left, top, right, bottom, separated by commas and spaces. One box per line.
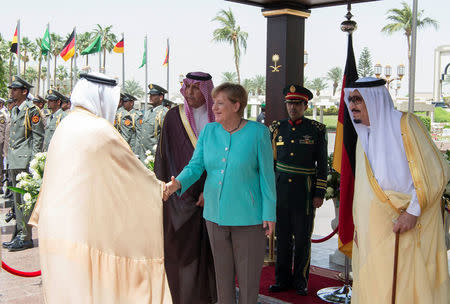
46, 89, 66, 101
8, 75, 33, 90
283, 84, 313, 104
148, 84, 167, 95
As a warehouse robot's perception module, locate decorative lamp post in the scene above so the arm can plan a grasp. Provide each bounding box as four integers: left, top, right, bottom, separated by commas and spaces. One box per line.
304, 50, 308, 67
374, 63, 382, 78
397, 64, 405, 80
178, 74, 184, 87
384, 65, 392, 80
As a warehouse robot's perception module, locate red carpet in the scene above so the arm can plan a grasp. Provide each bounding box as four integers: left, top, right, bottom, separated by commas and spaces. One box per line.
259, 265, 344, 303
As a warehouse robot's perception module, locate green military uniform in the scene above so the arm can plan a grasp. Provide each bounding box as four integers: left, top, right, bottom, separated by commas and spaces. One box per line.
270, 85, 327, 294
116, 93, 142, 155
138, 84, 168, 160
6, 76, 44, 249
43, 90, 68, 151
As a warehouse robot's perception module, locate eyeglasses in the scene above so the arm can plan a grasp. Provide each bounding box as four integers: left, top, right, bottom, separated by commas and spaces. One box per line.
348, 96, 364, 105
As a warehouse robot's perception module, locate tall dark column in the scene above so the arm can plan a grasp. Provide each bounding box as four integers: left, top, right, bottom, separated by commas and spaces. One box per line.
263, 9, 310, 125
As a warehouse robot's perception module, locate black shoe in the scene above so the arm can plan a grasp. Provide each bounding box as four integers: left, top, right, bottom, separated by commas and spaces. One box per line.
269, 283, 291, 293
2, 240, 15, 248
7, 239, 34, 252
296, 287, 308, 296
5, 211, 15, 223
4, 191, 12, 199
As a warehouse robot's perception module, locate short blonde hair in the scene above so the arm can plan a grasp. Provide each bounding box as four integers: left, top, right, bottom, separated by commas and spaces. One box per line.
212, 82, 248, 117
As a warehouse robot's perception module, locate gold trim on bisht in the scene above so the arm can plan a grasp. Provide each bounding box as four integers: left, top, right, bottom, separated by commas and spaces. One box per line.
178, 104, 197, 149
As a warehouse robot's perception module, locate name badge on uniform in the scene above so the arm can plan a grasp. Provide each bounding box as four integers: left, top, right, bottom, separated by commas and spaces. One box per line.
276, 135, 284, 146
299, 135, 314, 145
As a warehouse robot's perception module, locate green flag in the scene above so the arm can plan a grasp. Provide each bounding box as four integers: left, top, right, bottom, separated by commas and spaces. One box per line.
81, 35, 102, 55
41, 28, 51, 56
139, 39, 147, 68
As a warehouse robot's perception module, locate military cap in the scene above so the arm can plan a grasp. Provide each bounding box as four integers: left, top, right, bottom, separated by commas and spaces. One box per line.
8, 75, 34, 90
283, 84, 313, 104
32, 95, 46, 103
46, 89, 66, 101
120, 93, 127, 101
61, 97, 71, 103
148, 84, 167, 95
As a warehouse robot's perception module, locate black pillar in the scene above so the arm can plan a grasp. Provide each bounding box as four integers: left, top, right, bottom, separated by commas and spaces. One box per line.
263, 9, 310, 125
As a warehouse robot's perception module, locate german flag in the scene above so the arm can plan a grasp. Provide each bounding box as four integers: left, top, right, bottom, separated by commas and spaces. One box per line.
10, 27, 18, 54
162, 40, 169, 66
113, 39, 124, 53
60, 30, 75, 61
332, 33, 358, 258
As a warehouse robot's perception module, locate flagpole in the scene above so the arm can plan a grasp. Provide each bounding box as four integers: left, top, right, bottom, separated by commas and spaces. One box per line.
122, 33, 125, 89
144, 35, 148, 111
166, 38, 170, 98
99, 51, 102, 73
17, 20, 20, 76
74, 27, 77, 89
408, 0, 418, 113
47, 23, 51, 91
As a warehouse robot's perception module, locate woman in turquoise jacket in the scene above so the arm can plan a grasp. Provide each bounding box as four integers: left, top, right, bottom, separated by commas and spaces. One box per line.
164, 82, 276, 304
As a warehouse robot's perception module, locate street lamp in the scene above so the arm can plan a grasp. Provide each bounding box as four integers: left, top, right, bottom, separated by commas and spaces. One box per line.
178, 74, 184, 87
304, 50, 308, 68
374, 63, 405, 93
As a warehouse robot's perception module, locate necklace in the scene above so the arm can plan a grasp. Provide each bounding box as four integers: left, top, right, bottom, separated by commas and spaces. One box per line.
228, 118, 243, 133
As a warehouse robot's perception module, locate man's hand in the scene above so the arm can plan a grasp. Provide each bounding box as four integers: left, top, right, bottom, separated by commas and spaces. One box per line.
263, 221, 275, 236
313, 197, 324, 208
195, 192, 205, 207
163, 176, 181, 201
393, 212, 418, 234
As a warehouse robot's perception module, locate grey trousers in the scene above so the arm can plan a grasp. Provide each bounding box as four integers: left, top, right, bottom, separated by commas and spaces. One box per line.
206, 221, 266, 304
11, 168, 32, 241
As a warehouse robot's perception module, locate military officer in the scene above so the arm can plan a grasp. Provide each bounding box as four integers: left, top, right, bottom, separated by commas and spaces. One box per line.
138, 84, 168, 160
269, 85, 327, 296
33, 95, 51, 126
2, 76, 44, 251
116, 93, 142, 155
43, 89, 68, 151
114, 93, 126, 130
0, 98, 11, 194
257, 102, 266, 123
61, 97, 71, 112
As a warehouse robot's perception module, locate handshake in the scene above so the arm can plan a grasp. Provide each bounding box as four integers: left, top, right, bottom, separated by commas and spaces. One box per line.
162, 176, 205, 207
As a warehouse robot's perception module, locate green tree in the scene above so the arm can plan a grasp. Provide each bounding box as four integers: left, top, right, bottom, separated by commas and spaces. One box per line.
212, 8, 248, 84
242, 78, 255, 95
382, 1, 438, 60
21, 37, 36, 75
24, 66, 38, 88
252, 75, 265, 95
221, 71, 237, 83
0, 35, 9, 97
93, 25, 117, 72
327, 67, 343, 96
51, 33, 64, 87
55, 65, 68, 91
309, 77, 328, 97
124, 79, 145, 98
357, 47, 373, 78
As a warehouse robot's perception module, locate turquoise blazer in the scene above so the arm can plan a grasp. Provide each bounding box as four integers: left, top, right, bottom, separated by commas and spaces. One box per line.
177, 121, 276, 226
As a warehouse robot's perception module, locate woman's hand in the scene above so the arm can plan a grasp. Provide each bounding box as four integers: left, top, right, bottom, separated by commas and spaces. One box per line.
163, 176, 181, 201
263, 221, 275, 236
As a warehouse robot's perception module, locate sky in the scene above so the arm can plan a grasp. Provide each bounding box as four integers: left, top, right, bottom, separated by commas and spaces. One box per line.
0, 0, 449, 98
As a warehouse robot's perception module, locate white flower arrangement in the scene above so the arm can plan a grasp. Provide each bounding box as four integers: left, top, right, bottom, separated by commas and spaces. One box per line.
10, 152, 47, 217
144, 150, 155, 171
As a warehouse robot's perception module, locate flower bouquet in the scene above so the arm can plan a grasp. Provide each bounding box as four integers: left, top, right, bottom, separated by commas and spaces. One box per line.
144, 150, 155, 171
325, 153, 340, 207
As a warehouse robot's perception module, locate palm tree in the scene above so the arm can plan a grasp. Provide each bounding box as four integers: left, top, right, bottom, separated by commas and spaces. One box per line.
55, 65, 68, 91
252, 75, 265, 95
212, 8, 248, 84
309, 77, 328, 97
51, 33, 64, 87
242, 78, 255, 96
381, 1, 438, 60
21, 37, 36, 75
327, 67, 343, 96
221, 71, 237, 83
40, 66, 47, 94
124, 79, 145, 98
24, 67, 38, 88
93, 25, 117, 72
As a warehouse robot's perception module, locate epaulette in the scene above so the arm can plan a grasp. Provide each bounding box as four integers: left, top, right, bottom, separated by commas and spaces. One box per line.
269, 120, 280, 133
311, 120, 326, 131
